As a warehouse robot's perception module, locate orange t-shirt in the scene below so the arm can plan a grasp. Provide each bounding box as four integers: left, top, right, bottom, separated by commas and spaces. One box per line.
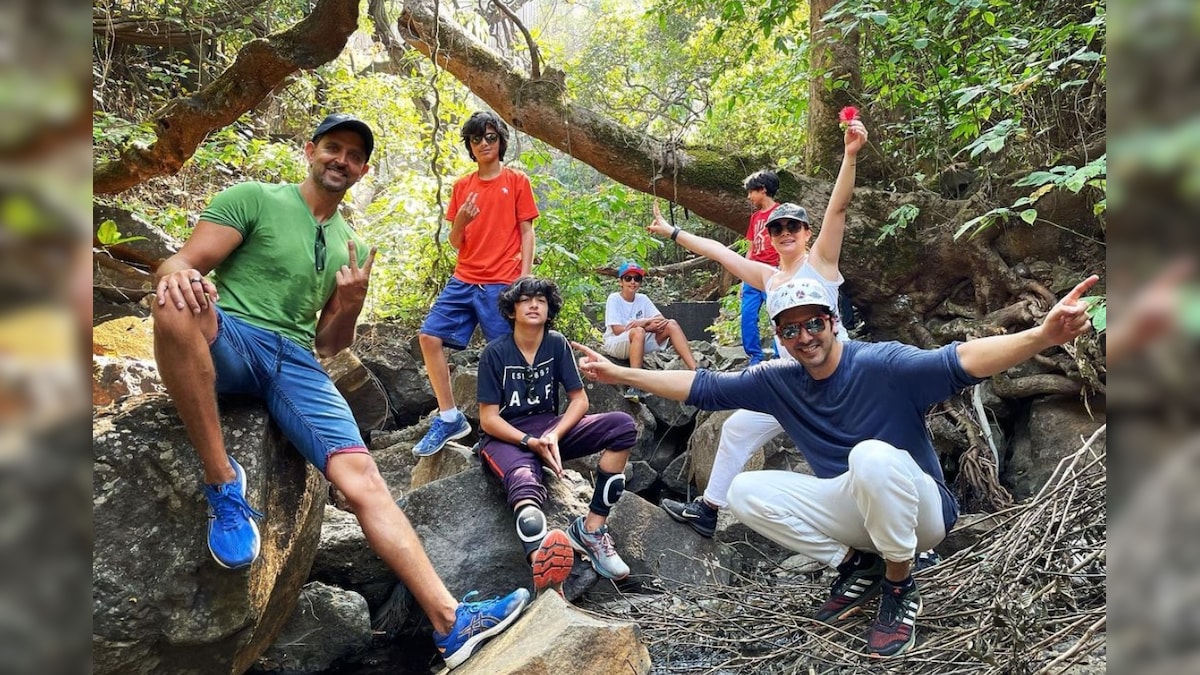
446, 167, 540, 284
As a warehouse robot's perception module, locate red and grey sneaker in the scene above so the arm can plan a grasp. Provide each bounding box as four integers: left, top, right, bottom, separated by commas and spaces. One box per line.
814, 553, 885, 623
531, 528, 574, 595
866, 578, 922, 658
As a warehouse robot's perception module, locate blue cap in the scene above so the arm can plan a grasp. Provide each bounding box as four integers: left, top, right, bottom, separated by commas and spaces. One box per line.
617, 261, 646, 278
312, 113, 375, 159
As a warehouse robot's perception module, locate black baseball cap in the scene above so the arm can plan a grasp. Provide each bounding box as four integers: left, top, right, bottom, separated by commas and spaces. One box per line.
312, 113, 375, 159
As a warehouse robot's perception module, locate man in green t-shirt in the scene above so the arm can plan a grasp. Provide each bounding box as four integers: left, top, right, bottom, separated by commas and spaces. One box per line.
151, 114, 528, 670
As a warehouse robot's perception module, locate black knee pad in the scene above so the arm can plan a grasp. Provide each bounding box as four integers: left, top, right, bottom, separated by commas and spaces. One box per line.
589, 470, 625, 517
515, 504, 547, 556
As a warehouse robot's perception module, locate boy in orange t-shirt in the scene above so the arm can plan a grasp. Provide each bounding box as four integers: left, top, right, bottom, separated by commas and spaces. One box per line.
414, 111, 540, 457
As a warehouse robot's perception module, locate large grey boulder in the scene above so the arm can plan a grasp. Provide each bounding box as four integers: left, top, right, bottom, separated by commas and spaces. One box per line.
319, 348, 392, 436
93, 396, 326, 675
1006, 396, 1106, 500
447, 591, 650, 675
353, 323, 436, 428
604, 490, 730, 589
253, 582, 371, 674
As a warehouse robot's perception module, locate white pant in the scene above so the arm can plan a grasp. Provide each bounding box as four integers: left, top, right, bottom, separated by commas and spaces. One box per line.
703, 409, 783, 508
727, 440, 947, 567
602, 331, 662, 358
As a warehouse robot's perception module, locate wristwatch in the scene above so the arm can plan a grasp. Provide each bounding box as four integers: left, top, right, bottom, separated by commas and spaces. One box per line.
519, 433, 532, 449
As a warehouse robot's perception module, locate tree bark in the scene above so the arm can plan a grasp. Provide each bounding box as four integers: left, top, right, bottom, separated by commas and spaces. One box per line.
93, 0, 360, 195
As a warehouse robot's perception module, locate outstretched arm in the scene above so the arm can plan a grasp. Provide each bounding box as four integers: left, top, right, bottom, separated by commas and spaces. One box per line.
647, 202, 775, 291
957, 275, 1100, 378
572, 341, 696, 401
808, 119, 867, 279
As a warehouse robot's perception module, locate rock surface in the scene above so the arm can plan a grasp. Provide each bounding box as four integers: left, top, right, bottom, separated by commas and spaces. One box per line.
93, 396, 326, 675
446, 591, 650, 675
253, 582, 372, 674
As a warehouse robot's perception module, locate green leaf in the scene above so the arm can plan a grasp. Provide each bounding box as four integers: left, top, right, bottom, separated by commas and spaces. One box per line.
97, 219, 120, 245
1083, 297, 1106, 333
1019, 209, 1038, 224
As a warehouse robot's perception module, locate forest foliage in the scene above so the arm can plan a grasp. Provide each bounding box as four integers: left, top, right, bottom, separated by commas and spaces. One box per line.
92, 0, 1107, 341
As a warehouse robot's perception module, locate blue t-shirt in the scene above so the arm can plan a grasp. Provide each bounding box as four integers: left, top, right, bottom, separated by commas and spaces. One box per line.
478, 331, 583, 422
686, 341, 984, 530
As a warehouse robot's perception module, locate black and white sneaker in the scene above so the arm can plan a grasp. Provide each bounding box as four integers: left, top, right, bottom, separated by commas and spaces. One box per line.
659, 496, 718, 538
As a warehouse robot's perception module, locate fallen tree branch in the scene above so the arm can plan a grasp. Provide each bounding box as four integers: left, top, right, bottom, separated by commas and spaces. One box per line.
94, 0, 360, 195
596, 253, 721, 279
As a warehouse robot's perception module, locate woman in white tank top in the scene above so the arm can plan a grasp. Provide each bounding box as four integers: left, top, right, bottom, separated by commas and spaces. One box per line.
648, 119, 869, 535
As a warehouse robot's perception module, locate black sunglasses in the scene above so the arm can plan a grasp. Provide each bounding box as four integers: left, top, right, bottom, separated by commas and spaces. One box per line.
469, 132, 500, 146
523, 365, 537, 399
766, 219, 808, 236
777, 316, 828, 340
314, 225, 327, 272
621, 274, 643, 283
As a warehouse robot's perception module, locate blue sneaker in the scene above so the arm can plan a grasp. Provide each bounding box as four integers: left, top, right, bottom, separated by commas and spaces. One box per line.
413, 412, 471, 457
202, 457, 264, 569
434, 588, 531, 669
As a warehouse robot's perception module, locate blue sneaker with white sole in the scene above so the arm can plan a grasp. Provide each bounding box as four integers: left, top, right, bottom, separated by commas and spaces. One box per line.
202, 457, 264, 569
413, 412, 471, 457
434, 588, 531, 669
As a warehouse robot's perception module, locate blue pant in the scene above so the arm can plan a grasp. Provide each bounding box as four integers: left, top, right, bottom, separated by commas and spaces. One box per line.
740, 282, 768, 363
209, 307, 366, 475
419, 277, 512, 350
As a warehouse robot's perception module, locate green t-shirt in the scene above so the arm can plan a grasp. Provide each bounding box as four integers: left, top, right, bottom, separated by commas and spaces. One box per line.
200, 182, 368, 348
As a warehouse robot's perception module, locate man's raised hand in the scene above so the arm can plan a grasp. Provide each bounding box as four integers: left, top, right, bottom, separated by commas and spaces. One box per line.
1040, 274, 1101, 346
335, 240, 377, 308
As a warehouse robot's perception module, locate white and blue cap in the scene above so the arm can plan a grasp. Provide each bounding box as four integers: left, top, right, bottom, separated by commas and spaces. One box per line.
767, 278, 836, 320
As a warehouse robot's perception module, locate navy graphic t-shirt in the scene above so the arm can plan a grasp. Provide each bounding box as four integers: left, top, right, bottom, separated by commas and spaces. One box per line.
477, 331, 583, 422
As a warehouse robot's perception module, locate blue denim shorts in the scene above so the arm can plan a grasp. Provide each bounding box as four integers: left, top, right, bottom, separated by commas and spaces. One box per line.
209, 307, 366, 475
419, 277, 512, 350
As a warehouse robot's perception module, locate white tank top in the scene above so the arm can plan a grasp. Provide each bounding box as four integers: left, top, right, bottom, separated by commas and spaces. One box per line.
766, 257, 848, 362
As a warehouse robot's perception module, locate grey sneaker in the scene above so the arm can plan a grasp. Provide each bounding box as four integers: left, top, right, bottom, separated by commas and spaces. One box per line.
566, 516, 629, 580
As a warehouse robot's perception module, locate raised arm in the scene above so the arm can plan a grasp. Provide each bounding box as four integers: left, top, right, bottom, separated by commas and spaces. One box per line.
315, 241, 377, 357
808, 119, 867, 279
647, 202, 775, 290
957, 275, 1100, 378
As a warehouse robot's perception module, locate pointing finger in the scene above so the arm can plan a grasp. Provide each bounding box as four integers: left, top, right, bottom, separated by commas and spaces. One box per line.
1064, 275, 1100, 303
570, 341, 599, 358
347, 240, 358, 270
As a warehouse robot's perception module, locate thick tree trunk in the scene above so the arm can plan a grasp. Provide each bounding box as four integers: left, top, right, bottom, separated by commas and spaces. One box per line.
93, 0, 360, 195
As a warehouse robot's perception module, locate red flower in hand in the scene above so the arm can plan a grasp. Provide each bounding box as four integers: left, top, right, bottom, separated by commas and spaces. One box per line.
839, 106, 859, 130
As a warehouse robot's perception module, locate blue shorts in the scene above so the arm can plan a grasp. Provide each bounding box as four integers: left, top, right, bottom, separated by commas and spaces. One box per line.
209, 307, 367, 475
419, 277, 512, 350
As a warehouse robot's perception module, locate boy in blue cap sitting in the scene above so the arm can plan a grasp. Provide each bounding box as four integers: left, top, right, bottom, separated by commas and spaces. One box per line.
601, 261, 697, 401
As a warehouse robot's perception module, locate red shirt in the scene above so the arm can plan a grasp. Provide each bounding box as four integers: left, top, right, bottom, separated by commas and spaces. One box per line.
447, 167, 540, 284
746, 204, 780, 267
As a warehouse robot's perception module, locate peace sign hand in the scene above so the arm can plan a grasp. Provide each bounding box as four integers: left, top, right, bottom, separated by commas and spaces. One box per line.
1039, 275, 1100, 346
334, 240, 377, 308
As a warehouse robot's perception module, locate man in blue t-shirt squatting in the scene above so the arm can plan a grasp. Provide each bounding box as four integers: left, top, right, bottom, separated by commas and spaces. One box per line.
572, 273, 1100, 659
